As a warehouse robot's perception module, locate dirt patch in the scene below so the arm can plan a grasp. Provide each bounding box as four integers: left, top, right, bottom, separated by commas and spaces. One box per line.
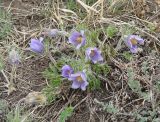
0, 0, 160, 122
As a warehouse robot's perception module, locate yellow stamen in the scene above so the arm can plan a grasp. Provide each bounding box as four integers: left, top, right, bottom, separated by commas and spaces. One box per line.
90, 50, 95, 57
130, 38, 138, 45
67, 70, 70, 75
76, 76, 83, 82
76, 36, 82, 44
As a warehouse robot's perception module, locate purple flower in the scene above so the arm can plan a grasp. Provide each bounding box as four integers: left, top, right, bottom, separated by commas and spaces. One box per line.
125, 35, 144, 53
69, 71, 88, 91
69, 30, 86, 49
42, 29, 59, 37
86, 47, 103, 64
9, 49, 20, 65
29, 37, 44, 53
62, 65, 74, 78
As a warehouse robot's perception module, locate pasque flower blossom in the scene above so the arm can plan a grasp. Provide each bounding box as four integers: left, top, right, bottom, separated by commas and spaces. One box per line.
9, 49, 20, 65
125, 35, 144, 53
69, 71, 88, 91
29, 37, 44, 53
42, 29, 59, 37
62, 65, 74, 78
42, 29, 68, 37
86, 47, 103, 64
69, 30, 86, 49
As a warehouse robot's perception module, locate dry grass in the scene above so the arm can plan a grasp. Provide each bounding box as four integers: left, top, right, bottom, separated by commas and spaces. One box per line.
0, 0, 160, 122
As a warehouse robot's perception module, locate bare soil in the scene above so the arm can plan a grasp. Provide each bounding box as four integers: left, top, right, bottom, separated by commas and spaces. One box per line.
0, 0, 160, 122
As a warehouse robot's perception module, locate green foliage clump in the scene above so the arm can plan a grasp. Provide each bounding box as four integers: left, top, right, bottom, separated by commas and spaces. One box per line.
66, 1, 86, 19
59, 106, 74, 122
86, 0, 97, 5
7, 107, 22, 122
105, 25, 118, 38
108, 0, 128, 14
147, 23, 156, 32
43, 64, 62, 87
127, 68, 150, 100
88, 73, 101, 90
66, 0, 77, 11
95, 99, 118, 114
59, 55, 86, 72
127, 68, 141, 92
71, 28, 100, 52
90, 63, 110, 90
134, 110, 160, 122
57, 54, 108, 91
155, 80, 160, 92
122, 51, 133, 61
136, 114, 148, 122
75, 24, 88, 32
42, 25, 113, 97
105, 102, 118, 114
141, 61, 149, 74
0, 56, 4, 71
103, 44, 117, 61
7, 106, 32, 122
42, 63, 62, 103
42, 86, 59, 104
89, 29, 100, 41
0, 100, 8, 115
0, 8, 11, 39
91, 63, 110, 76
120, 24, 136, 36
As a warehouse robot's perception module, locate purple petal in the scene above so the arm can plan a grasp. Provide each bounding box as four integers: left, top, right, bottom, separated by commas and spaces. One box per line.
76, 44, 81, 49
130, 46, 138, 53
92, 54, 103, 64
125, 35, 144, 53
68, 73, 79, 81
134, 35, 144, 45
42, 29, 59, 37
80, 72, 87, 82
85, 48, 91, 60
69, 31, 86, 49
69, 31, 80, 44
125, 35, 134, 48
29, 38, 44, 53
80, 81, 88, 91
92, 49, 103, 62
62, 65, 74, 78
80, 30, 85, 36
76, 39, 86, 49
126, 35, 144, 47
80, 37, 86, 46
70, 72, 81, 77
70, 71, 88, 90
80, 30, 86, 47
71, 81, 81, 89
86, 47, 103, 63
39, 37, 44, 42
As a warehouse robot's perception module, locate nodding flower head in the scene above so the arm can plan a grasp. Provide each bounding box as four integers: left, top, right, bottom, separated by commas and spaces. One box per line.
25, 92, 47, 105
69, 71, 88, 91
42, 29, 59, 37
62, 65, 74, 78
86, 47, 103, 64
69, 30, 86, 49
125, 35, 144, 53
9, 49, 21, 65
29, 37, 44, 53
